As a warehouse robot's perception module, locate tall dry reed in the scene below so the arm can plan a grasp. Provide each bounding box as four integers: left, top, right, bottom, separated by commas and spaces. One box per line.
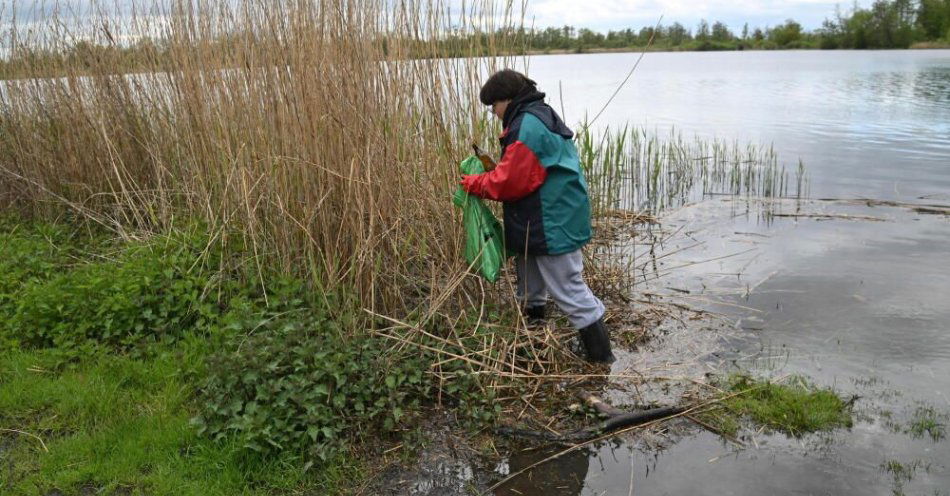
0, 0, 525, 315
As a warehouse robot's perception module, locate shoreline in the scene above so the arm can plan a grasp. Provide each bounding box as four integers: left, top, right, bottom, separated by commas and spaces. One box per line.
521, 44, 950, 56
5, 45, 948, 81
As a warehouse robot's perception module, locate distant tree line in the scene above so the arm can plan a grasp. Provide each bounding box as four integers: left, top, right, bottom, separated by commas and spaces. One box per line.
818, 0, 949, 48
0, 39, 165, 78
515, 0, 950, 51
3, 0, 949, 78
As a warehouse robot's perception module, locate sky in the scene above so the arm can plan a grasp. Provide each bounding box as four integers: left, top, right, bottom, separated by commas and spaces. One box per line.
1, 0, 872, 33
519, 0, 869, 31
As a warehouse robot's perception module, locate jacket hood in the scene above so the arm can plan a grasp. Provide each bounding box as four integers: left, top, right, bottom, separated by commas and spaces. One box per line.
502, 86, 574, 140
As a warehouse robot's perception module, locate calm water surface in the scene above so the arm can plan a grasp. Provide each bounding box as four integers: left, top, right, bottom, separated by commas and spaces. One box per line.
529, 49, 950, 201
490, 50, 950, 495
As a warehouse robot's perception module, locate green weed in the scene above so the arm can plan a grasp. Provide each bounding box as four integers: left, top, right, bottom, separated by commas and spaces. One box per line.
701, 374, 853, 437
880, 458, 930, 496
0, 203, 510, 493
906, 406, 947, 442
0, 218, 105, 318
0, 221, 377, 494
5, 230, 222, 356
192, 287, 505, 464
195, 303, 444, 462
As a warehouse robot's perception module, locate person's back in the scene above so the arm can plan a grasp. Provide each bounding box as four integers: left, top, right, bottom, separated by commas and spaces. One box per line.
498, 98, 592, 257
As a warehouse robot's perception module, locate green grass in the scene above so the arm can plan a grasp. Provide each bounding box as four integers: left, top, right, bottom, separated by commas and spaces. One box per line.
0, 348, 361, 495
701, 374, 854, 437
0, 219, 365, 494
906, 406, 947, 442
879, 458, 931, 496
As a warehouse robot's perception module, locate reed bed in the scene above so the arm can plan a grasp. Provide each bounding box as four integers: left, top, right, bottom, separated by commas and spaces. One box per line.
1, 2, 541, 324
580, 125, 806, 301
580, 125, 807, 215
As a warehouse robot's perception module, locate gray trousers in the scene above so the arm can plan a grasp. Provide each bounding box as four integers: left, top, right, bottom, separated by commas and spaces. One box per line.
515, 249, 605, 329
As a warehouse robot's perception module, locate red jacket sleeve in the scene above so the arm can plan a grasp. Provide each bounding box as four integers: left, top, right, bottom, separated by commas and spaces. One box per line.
460, 140, 547, 202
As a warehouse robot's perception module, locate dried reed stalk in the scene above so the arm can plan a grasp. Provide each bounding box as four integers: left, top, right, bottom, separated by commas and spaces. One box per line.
0, 0, 526, 317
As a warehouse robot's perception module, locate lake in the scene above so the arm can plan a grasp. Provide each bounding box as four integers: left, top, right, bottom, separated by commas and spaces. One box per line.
489, 50, 950, 495
528, 49, 950, 201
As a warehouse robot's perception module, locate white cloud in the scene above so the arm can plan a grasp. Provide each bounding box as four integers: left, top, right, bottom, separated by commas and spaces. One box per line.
0, 0, 872, 38
522, 0, 871, 31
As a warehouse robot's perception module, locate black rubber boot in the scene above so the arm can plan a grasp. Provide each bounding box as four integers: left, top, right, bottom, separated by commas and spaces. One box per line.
523, 305, 546, 324
579, 317, 616, 364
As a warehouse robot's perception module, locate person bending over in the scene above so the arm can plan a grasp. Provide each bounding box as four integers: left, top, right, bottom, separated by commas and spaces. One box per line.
460, 69, 615, 364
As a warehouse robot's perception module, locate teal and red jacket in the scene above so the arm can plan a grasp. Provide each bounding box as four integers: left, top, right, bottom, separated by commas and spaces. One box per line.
461, 90, 592, 256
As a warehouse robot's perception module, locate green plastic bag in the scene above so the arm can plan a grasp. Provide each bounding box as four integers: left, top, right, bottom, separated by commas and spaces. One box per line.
452, 155, 505, 282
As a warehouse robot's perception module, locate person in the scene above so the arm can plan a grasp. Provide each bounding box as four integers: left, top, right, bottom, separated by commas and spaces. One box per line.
460, 69, 615, 364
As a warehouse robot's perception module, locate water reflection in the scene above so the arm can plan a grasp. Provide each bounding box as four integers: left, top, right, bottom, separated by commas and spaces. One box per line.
495, 446, 591, 496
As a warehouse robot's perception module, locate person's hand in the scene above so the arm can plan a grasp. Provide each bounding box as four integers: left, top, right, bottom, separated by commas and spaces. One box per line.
459, 175, 476, 194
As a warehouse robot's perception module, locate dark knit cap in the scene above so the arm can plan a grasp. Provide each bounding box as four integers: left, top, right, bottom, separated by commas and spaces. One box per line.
479, 69, 537, 106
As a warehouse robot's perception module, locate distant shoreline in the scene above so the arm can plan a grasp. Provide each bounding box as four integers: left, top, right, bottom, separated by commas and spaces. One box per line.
522, 42, 950, 57
4, 42, 948, 81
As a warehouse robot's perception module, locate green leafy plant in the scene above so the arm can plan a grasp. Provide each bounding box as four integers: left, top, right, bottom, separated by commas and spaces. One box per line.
0, 219, 90, 315
0, 234, 61, 311
192, 305, 434, 462
6, 231, 220, 354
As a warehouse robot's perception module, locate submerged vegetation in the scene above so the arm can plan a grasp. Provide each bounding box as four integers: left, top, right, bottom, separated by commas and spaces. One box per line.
580, 126, 803, 215
906, 406, 948, 442
880, 458, 934, 496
